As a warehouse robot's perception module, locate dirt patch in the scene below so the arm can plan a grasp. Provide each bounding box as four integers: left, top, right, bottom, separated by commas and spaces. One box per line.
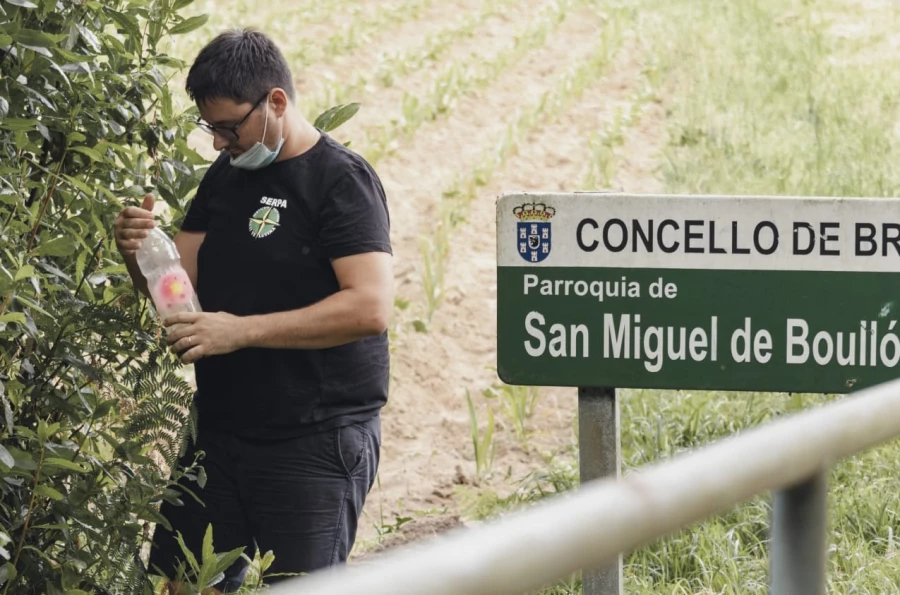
353, 18, 670, 550
360, 7, 623, 541
355, 514, 467, 563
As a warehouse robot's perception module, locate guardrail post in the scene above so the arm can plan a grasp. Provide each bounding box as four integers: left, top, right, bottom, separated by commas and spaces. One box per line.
769, 471, 828, 595
578, 386, 622, 595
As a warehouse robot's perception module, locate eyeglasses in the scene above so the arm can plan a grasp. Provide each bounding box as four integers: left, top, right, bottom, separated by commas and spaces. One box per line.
195, 91, 270, 143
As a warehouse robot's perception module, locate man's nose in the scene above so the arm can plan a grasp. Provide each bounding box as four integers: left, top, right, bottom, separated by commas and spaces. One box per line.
212, 133, 230, 152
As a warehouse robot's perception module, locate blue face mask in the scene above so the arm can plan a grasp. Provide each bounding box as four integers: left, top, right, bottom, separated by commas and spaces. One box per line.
230, 103, 284, 170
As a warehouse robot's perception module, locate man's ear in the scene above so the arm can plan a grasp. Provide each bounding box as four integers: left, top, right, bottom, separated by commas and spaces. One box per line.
270, 88, 290, 116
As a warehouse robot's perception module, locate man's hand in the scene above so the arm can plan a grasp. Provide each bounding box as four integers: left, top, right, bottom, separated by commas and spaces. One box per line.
164, 312, 250, 364
114, 194, 156, 255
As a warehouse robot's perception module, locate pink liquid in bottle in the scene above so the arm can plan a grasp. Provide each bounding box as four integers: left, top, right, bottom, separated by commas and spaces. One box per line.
136, 227, 201, 326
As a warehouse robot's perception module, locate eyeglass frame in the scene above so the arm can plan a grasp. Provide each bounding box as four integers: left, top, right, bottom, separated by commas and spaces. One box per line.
195, 91, 271, 142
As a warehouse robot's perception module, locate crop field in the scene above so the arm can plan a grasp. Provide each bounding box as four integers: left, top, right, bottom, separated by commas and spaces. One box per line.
163, 0, 900, 592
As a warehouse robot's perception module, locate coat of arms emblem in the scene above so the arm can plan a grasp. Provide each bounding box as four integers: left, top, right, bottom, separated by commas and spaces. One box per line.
514, 203, 555, 263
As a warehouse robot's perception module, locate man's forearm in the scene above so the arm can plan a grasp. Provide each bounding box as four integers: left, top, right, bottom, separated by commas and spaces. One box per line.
240, 288, 390, 350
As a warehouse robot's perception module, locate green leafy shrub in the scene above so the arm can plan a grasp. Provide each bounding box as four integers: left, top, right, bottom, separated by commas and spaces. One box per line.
0, 1, 356, 592
0, 0, 210, 591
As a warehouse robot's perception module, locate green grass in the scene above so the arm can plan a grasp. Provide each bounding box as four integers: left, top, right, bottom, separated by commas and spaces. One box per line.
623, 392, 900, 594
466, 388, 497, 479
459, 390, 900, 594
649, 0, 900, 200
482, 380, 541, 447
580, 89, 649, 190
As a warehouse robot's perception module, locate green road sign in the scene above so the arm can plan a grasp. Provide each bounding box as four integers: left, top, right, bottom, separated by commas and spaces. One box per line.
496, 192, 900, 393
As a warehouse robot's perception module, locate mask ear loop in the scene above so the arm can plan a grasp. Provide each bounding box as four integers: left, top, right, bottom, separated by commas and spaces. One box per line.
259, 97, 270, 143
276, 107, 285, 142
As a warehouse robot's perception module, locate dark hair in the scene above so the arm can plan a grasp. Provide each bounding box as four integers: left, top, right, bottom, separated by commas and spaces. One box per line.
185, 29, 295, 105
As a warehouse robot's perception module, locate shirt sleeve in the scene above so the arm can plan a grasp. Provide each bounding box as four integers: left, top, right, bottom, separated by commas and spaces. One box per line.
319, 166, 392, 259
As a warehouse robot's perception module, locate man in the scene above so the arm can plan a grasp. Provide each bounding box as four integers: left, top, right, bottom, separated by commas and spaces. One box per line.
113, 29, 393, 592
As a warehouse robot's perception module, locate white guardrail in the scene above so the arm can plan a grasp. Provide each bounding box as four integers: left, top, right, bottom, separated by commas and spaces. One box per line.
269, 377, 900, 595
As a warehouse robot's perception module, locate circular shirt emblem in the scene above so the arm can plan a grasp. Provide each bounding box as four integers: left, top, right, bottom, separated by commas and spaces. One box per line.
249, 206, 280, 239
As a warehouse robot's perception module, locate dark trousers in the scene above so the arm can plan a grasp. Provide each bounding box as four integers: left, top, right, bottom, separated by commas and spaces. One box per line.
148, 415, 381, 591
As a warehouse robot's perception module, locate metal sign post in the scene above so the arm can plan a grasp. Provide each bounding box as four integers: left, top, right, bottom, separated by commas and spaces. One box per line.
496, 192, 900, 595
770, 472, 828, 594
577, 387, 621, 594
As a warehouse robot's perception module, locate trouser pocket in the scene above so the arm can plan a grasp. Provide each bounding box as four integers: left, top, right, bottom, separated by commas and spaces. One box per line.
336, 421, 369, 478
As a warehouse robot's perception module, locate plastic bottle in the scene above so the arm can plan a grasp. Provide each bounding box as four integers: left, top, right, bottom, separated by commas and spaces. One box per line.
135, 227, 202, 322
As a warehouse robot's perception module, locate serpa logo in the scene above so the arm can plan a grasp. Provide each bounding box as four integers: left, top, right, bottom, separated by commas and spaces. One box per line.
514, 202, 555, 263
249, 206, 280, 239
249, 196, 286, 239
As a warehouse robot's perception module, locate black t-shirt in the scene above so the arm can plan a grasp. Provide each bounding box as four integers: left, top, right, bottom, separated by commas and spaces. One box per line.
179, 131, 391, 440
